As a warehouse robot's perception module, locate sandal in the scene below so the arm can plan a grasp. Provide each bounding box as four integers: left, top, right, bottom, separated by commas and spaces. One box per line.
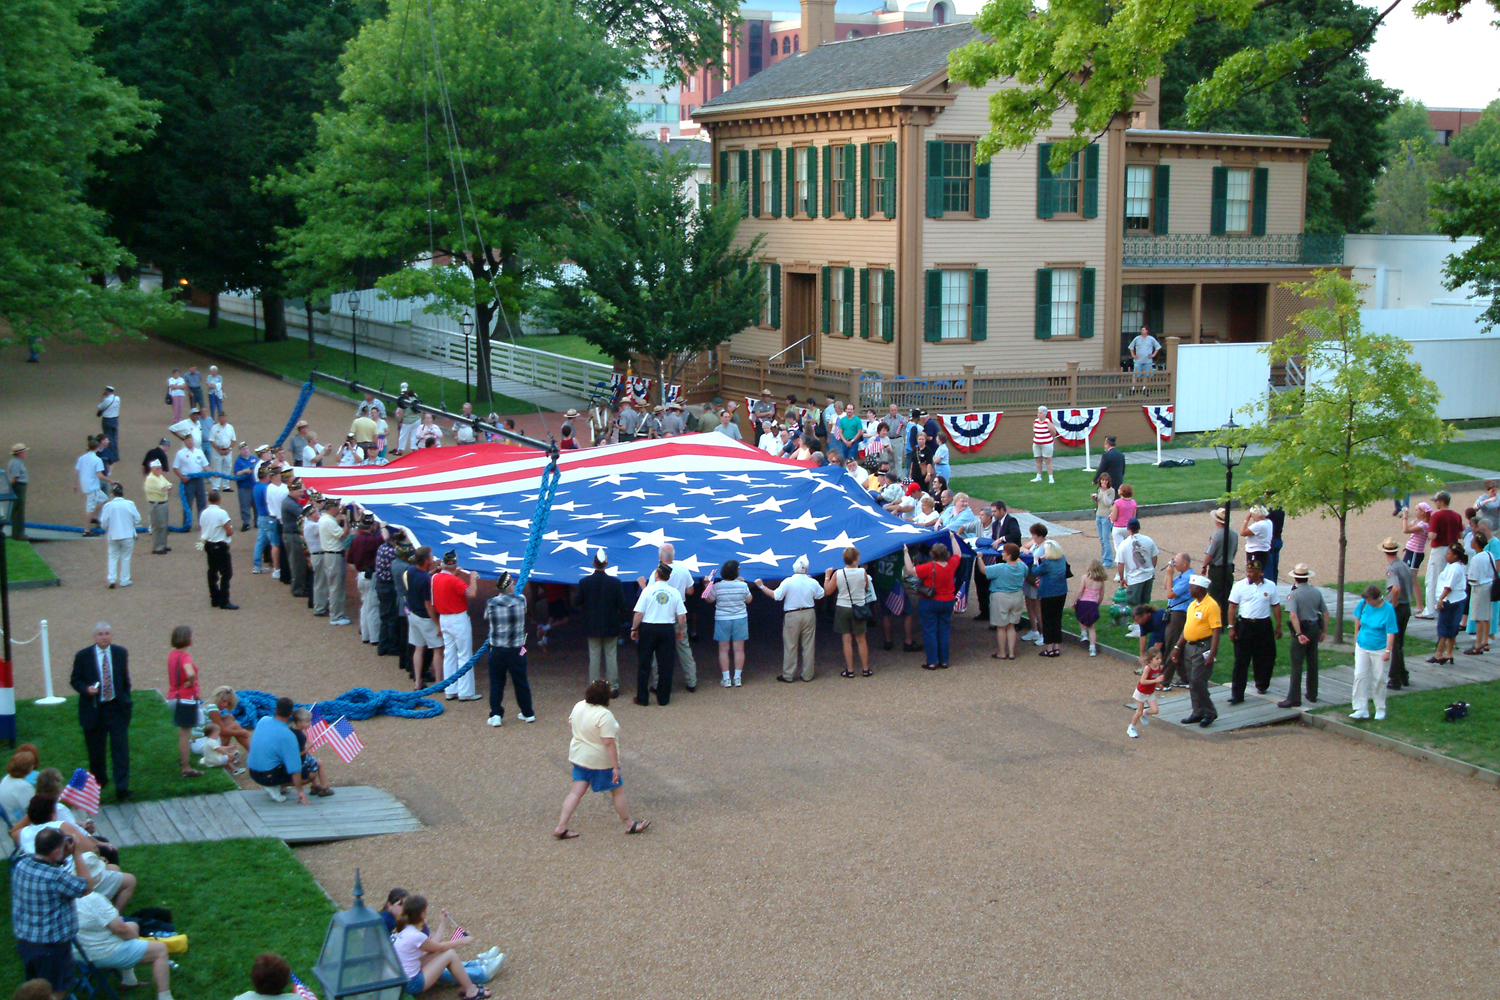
553, 829, 579, 840
181, 769, 204, 778
861, 669, 874, 677
625, 819, 651, 835
462, 989, 492, 1000
840, 670, 856, 678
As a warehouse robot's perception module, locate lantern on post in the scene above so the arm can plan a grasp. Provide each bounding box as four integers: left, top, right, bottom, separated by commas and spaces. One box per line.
346, 290, 362, 373
312, 869, 406, 1000
461, 312, 474, 403
1213, 416, 1249, 608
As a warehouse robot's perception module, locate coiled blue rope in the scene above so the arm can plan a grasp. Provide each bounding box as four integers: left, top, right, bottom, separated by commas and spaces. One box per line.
233, 457, 563, 725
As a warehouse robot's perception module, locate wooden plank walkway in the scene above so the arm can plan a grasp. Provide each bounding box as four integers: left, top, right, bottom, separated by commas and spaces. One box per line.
94, 787, 421, 847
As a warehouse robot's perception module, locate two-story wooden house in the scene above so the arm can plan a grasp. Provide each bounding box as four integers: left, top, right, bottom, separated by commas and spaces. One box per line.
689, 4, 1342, 450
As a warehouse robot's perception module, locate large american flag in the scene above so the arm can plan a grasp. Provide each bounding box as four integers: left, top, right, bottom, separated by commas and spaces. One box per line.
59, 768, 101, 815
322, 716, 364, 763
297, 437, 951, 584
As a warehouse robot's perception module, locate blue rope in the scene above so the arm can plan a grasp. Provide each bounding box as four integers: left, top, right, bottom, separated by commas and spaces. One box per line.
274, 382, 317, 448
233, 457, 562, 725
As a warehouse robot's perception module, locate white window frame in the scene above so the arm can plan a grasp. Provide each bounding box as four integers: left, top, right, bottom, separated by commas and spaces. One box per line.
760, 149, 774, 218
831, 269, 846, 336
1124, 165, 1153, 232
832, 146, 847, 216
1225, 167, 1252, 234
940, 270, 970, 341
795, 147, 809, 216
870, 143, 886, 215
727, 151, 741, 186
1120, 284, 1146, 337
869, 270, 884, 341
761, 264, 773, 326
1050, 268, 1080, 339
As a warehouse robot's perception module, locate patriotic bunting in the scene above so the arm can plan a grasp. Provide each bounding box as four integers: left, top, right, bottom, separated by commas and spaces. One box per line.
1050, 408, 1106, 446
936, 412, 1003, 453
1142, 404, 1175, 441
664, 384, 682, 404
608, 374, 652, 403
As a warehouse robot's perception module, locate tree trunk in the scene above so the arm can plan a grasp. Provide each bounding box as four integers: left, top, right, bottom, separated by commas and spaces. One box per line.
306, 302, 316, 359
1335, 512, 1348, 645
207, 295, 220, 329
262, 292, 288, 342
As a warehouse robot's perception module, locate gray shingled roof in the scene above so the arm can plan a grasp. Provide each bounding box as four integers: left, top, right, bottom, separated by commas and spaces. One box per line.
699, 23, 979, 109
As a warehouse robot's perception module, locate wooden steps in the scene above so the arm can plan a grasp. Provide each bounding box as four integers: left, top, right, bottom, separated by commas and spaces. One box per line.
93, 786, 421, 847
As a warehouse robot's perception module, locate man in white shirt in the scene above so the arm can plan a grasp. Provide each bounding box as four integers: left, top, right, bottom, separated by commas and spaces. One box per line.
303, 499, 329, 614
207, 411, 236, 492
1227, 556, 1282, 701
98, 484, 141, 588
75, 889, 174, 997
1128, 324, 1162, 390
97, 385, 121, 466
318, 500, 353, 625
76, 436, 112, 532
637, 544, 698, 690
199, 489, 236, 609
758, 422, 782, 455
753, 555, 824, 682
885, 404, 907, 473
631, 562, 687, 707
172, 438, 208, 526
1115, 518, 1160, 605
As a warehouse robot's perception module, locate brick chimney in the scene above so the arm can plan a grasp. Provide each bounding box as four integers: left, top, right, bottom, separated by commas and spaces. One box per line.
801, 0, 837, 52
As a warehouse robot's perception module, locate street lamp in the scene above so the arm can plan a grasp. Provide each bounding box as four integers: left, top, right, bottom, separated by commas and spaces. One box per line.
1213, 416, 1249, 608
461, 312, 474, 403
0, 469, 14, 664
313, 869, 406, 1000
346, 290, 361, 373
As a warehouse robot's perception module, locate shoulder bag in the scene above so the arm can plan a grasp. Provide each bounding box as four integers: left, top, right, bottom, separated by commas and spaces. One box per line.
845, 569, 875, 620
1488, 553, 1500, 604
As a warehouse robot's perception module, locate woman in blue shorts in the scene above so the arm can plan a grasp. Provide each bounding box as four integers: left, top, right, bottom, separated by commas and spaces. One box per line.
706, 559, 752, 688
553, 680, 649, 840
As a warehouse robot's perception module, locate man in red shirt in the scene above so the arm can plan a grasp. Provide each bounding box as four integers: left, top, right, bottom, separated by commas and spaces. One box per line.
345, 514, 385, 644
1420, 491, 1464, 619
431, 552, 481, 700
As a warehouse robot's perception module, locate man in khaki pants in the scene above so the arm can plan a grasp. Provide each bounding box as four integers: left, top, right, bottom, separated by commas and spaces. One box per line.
755, 556, 824, 682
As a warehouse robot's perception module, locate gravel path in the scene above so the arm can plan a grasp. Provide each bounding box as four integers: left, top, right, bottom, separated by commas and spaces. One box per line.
5, 338, 1499, 999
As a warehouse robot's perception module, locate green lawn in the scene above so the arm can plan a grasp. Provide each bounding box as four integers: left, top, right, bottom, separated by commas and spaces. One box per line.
951, 457, 1255, 512
0, 837, 334, 998
950, 433, 1212, 466
1417, 439, 1500, 474
510, 331, 611, 363
18, 693, 237, 802
1314, 679, 1500, 772
155, 313, 537, 414
6, 538, 55, 582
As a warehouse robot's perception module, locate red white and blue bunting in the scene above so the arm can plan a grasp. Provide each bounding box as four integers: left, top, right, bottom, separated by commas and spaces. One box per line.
609, 374, 652, 402
1142, 404, 1175, 441
663, 383, 682, 404
1050, 407, 1106, 446
937, 412, 1003, 453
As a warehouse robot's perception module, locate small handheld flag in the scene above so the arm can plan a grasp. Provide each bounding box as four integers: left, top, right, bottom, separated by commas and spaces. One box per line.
290, 973, 319, 1000
324, 716, 364, 764
305, 707, 331, 749
59, 768, 101, 816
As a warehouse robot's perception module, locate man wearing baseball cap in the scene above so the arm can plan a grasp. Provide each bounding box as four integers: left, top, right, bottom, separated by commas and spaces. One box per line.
143, 459, 172, 554
432, 552, 481, 700
1172, 574, 1223, 728
97, 385, 121, 466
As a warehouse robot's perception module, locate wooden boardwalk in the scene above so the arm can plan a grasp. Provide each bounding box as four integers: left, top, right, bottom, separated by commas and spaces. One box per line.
92, 786, 422, 847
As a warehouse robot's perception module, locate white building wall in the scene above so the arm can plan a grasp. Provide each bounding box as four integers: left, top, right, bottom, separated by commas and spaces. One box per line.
1345, 233, 1485, 309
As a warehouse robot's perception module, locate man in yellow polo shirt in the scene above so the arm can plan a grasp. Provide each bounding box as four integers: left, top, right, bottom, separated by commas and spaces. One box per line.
1172, 574, 1223, 728
143, 459, 172, 554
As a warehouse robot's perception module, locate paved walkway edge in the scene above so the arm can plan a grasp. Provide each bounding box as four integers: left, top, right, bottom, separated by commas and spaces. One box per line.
1300, 712, 1500, 787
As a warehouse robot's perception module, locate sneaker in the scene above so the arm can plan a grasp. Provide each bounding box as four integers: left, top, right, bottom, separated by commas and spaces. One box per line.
1089, 645, 1097, 657
1030, 475, 1042, 483
1374, 708, 1386, 720
457, 693, 482, 701
271, 569, 280, 579
329, 617, 351, 626
230, 766, 247, 775
1125, 624, 1142, 638
487, 715, 503, 727
252, 567, 263, 574
519, 714, 535, 723
479, 947, 500, 962
733, 675, 743, 687
266, 786, 287, 802
720, 676, 732, 688
1139, 714, 1150, 727
1047, 475, 1054, 483
1127, 724, 1139, 738
1032, 634, 1045, 646
1349, 709, 1370, 720
482, 953, 505, 979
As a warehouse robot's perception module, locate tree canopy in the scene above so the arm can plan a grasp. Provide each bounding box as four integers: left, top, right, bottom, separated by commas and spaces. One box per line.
0, 0, 176, 347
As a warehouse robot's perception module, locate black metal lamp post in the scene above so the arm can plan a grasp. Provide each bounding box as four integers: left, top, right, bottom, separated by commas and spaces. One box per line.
461, 311, 474, 403
0, 469, 14, 666
346, 290, 361, 373
1213, 416, 1248, 607
313, 869, 406, 1000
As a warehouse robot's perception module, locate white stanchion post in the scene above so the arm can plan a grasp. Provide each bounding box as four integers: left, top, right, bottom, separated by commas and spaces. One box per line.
1155, 427, 1163, 466
36, 620, 64, 706
1082, 434, 1094, 472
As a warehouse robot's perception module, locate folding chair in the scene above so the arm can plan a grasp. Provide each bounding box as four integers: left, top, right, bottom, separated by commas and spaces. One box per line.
68, 941, 122, 1000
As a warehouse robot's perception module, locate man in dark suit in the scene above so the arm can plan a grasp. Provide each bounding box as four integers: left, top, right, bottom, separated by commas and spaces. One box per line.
573, 548, 626, 695
69, 622, 133, 802
974, 501, 1023, 622
1094, 436, 1126, 489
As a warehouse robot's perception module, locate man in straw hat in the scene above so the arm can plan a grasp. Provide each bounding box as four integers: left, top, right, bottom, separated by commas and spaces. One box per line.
1381, 537, 1416, 690
1171, 574, 1222, 728
7, 444, 28, 541
1201, 507, 1238, 609
288, 419, 311, 468
661, 401, 686, 437
753, 555, 823, 682
1281, 563, 1328, 707
575, 548, 626, 695
1226, 557, 1281, 703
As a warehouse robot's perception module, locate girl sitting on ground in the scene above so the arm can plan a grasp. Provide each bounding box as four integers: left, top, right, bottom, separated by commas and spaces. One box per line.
391, 894, 500, 999
1073, 560, 1108, 657
191, 722, 243, 772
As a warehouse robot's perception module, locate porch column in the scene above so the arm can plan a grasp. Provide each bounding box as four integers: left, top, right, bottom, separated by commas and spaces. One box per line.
1263, 282, 1274, 341
1191, 282, 1203, 344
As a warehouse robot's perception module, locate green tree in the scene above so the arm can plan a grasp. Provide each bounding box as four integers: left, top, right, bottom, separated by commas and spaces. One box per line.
278, 0, 636, 403
0, 0, 177, 348
531, 146, 764, 386
1447, 99, 1500, 176
576, 0, 741, 81
1372, 145, 1440, 234
1222, 271, 1450, 641
88, 0, 376, 340
1433, 172, 1500, 329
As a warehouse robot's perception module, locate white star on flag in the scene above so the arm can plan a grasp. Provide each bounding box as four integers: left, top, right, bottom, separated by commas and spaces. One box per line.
720, 473, 755, 483
657, 473, 697, 483
708, 527, 758, 544
737, 547, 791, 567
746, 496, 793, 513
682, 486, 721, 496
549, 501, 588, 512
679, 514, 727, 525
418, 513, 464, 526
442, 531, 483, 547
809, 477, 848, 493
778, 510, 831, 531
813, 530, 869, 552
644, 503, 686, 515
551, 537, 593, 555
629, 528, 681, 549
470, 551, 522, 566
590, 474, 631, 486
615, 488, 658, 501
672, 553, 712, 574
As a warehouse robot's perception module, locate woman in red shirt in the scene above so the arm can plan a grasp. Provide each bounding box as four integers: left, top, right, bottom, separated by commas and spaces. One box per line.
905, 537, 960, 670
167, 625, 203, 777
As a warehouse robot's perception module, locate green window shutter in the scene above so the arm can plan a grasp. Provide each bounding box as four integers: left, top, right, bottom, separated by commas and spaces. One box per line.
738, 150, 750, 215
1079, 267, 1096, 338
974, 160, 991, 219
1153, 163, 1170, 235
844, 144, 857, 218
821, 265, 831, 334
718, 150, 729, 194
1146, 284, 1164, 338
770, 263, 781, 329
884, 142, 897, 219
807, 146, 818, 217
971, 269, 988, 341
1082, 144, 1100, 218
925, 141, 944, 219
786, 147, 796, 216
1036, 142, 1055, 219
881, 269, 895, 341
750, 150, 761, 218
822, 146, 834, 218
1210, 166, 1228, 235
859, 268, 871, 339
842, 266, 855, 337
770, 148, 782, 219
697, 182, 709, 211
924, 269, 942, 342
1035, 268, 1053, 339
1251, 166, 1269, 236
859, 143, 871, 219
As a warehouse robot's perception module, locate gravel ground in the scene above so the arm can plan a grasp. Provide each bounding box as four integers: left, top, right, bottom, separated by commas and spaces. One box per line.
5, 339, 1499, 999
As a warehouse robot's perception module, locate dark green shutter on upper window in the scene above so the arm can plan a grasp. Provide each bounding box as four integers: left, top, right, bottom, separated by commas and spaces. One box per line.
1036, 143, 1055, 219
883, 142, 897, 219
925, 269, 942, 342
1251, 166, 1269, 236
822, 146, 833, 218
1079, 268, 1096, 338
1035, 268, 1053, 339
1146, 284, 1164, 338
770, 263, 781, 329
1210, 166, 1228, 235
750, 150, 761, 218
859, 268, 870, 339
842, 267, 855, 337
807, 146, 818, 217
1152, 164, 1169, 235
859, 144, 871, 219
738, 150, 750, 215
786, 148, 796, 216
971, 269, 988, 341
881, 270, 895, 341
974, 160, 991, 219
844, 145, 857, 217
770, 149, 782, 219
821, 265, 831, 334
926, 141, 944, 219
1082, 144, 1100, 219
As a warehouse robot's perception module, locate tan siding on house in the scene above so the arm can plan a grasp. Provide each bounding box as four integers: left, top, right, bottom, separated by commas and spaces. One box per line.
918, 85, 1110, 373
1263, 160, 1306, 234
1156, 155, 1306, 235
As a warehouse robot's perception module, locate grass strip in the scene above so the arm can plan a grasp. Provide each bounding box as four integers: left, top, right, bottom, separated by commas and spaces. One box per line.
1312, 678, 1500, 772
5, 538, 56, 582
952, 457, 1256, 513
